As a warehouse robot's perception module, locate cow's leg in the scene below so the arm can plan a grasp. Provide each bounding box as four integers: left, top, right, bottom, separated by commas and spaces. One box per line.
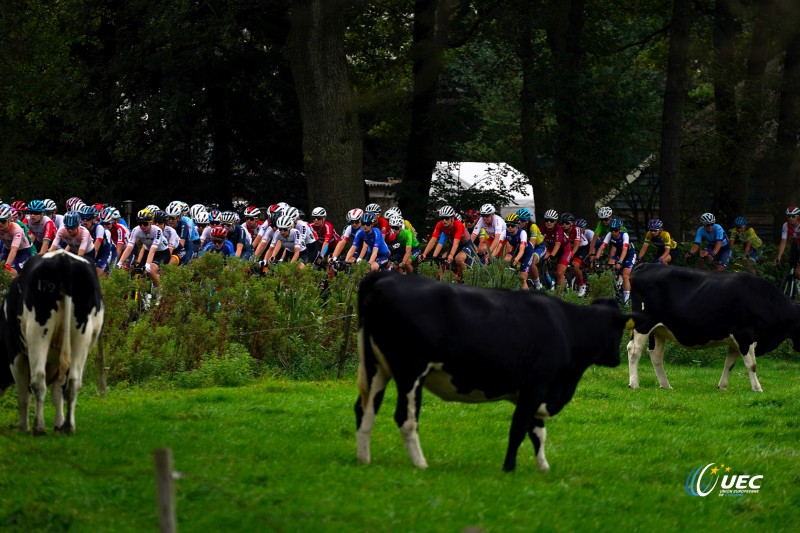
355, 370, 388, 465
62, 328, 93, 434
394, 366, 434, 469
741, 344, 762, 393
504, 387, 544, 472
10, 355, 31, 432
29, 358, 48, 436
648, 336, 672, 389
527, 418, 549, 473
52, 373, 66, 431
718, 345, 738, 391
626, 332, 648, 388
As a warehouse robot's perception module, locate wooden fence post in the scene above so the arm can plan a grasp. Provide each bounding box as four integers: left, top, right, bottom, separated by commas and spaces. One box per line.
154, 448, 177, 533
337, 305, 354, 379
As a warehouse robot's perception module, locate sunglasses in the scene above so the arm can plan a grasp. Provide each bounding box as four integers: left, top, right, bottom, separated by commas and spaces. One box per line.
363, 223, 374, 227
440, 216, 453, 221
168, 216, 179, 221
507, 224, 517, 228
789, 215, 798, 219
545, 220, 556, 223
139, 221, 150, 226
279, 228, 290, 232
602, 218, 611, 222
222, 222, 232, 227
312, 217, 324, 221
211, 238, 224, 243
390, 226, 402, 231
482, 214, 492, 218
0, 218, 7, 224
246, 216, 257, 221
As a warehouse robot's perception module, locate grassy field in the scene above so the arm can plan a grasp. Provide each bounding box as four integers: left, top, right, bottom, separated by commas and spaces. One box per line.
1, 356, 798, 532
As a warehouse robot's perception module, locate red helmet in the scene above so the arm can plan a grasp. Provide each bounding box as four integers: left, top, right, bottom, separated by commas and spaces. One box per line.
463, 209, 479, 222
244, 206, 261, 217
11, 200, 27, 212
210, 226, 228, 239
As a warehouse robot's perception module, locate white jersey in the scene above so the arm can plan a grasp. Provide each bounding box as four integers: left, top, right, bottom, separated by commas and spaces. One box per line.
579, 228, 595, 248
127, 225, 169, 252
295, 220, 317, 245
270, 228, 306, 251
472, 214, 507, 241
51, 226, 94, 254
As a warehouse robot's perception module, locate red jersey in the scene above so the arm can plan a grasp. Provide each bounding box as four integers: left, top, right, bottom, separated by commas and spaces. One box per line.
431, 219, 470, 245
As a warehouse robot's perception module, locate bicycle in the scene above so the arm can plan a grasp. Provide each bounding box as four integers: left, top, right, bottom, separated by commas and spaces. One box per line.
127, 265, 154, 318
779, 269, 800, 300
593, 262, 625, 305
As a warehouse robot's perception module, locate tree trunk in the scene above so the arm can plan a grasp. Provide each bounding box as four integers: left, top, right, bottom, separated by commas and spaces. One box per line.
545, 0, 585, 213
400, 0, 453, 225
286, 0, 364, 222
774, 29, 800, 215
659, 0, 691, 238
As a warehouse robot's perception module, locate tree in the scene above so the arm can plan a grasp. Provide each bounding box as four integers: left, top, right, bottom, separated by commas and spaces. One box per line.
287, 0, 365, 220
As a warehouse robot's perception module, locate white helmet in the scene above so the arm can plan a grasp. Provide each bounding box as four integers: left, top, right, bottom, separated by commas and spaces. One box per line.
385, 207, 402, 218
700, 212, 716, 225
597, 206, 613, 219
479, 204, 495, 216
190, 204, 206, 219
276, 215, 294, 229
311, 207, 327, 217
438, 205, 456, 218
365, 203, 381, 214
284, 206, 300, 222
165, 203, 182, 217
387, 213, 404, 227
544, 209, 559, 221
145, 204, 160, 213
347, 208, 364, 222
43, 199, 57, 212
0, 204, 13, 220
195, 211, 210, 224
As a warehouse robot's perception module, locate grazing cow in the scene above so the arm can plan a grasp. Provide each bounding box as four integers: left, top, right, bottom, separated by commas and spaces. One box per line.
355, 272, 637, 472
627, 263, 800, 392
0, 249, 104, 435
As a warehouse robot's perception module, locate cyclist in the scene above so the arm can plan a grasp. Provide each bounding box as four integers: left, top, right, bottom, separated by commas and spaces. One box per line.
310, 207, 340, 260
596, 217, 637, 304
775, 206, 800, 284
51, 211, 94, 258
242, 206, 263, 241
0, 203, 35, 275
330, 208, 363, 264
220, 211, 251, 259
685, 212, 731, 272
43, 199, 63, 230
116, 209, 171, 288
540, 209, 570, 291
502, 213, 534, 290
365, 203, 390, 237
471, 204, 507, 259
419, 205, 477, 278
638, 218, 677, 264
201, 226, 235, 257
81, 204, 115, 277
728, 216, 762, 274
165, 202, 191, 264
268, 214, 307, 267
385, 212, 419, 273
385, 207, 417, 238
25, 199, 57, 255
345, 211, 390, 271
560, 213, 586, 296
522, 211, 547, 290
589, 206, 627, 260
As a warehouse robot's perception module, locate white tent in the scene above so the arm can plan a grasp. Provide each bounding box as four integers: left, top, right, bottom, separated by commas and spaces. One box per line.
430, 162, 535, 220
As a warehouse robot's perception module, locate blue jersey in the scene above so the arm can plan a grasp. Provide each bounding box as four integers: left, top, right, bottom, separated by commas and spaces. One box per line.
184, 216, 199, 241
352, 227, 390, 256
694, 224, 729, 247
202, 240, 235, 256
505, 228, 529, 250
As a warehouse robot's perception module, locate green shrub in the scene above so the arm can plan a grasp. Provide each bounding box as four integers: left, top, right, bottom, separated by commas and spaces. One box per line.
173, 342, 255, 388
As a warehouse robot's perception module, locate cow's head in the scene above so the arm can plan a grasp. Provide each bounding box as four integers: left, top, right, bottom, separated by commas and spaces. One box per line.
589, 298, 645, 367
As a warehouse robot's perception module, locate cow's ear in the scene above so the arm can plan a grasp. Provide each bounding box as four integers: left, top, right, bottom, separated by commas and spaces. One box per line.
619, 312, 646, 331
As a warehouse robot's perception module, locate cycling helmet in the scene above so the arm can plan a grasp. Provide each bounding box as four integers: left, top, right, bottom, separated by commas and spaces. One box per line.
284, 206, 300, 222
700, 212, 716, 225
786, 206, 800, 216
387, 213, 404, 228
219, 211, 237, 224
208, 209, 221, 222
110, 207, 121, 220
190, 204, 206, 219
137, 209, 154, 222
384, 207, 401, 218
11, 200, 27, 213
165, 203, 182, 217
361, 212, 377, 225
210, 226, 228, 239
438, 205, 456, 218
463, 209, 479, 222
575, 218, 587, 228
516, 208, 532, 222
365, 203, 381, 214
43, 199, 57, 212
597, 206, 613, 219
66, 197, 83, 211
295, 209, 305, 221
180, 202, 190, 215
153, 210, 169, 223
505, 213, 519, 224
93, 202, 105, 213
648, 218, 663, 231
560, 212, 576, 224
195, 211, 210, 224
0, 204, 13, 220
311, 207, 326, 218
276, 215, 294, 230
27, 200, 46, 213
243, 206, 261, 218
734, 216, 747, 227
99, 207, 115, 224
72, 200, 86, 213
64, 211, 81, 228
79, 204, 98, 220
347, 208, 364, 222
479, 203, 496, 216
543, 209, 558, 221
609, 217, 624, 230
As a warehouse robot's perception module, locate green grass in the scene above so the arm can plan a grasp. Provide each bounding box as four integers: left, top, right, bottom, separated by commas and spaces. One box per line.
1, 357, 799, 532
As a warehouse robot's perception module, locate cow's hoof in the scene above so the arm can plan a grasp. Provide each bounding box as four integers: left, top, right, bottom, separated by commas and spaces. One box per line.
717, 385, 727, 391
628, 384, 639, 389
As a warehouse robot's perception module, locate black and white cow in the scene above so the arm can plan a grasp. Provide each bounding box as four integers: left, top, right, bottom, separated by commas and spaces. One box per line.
627, 263, 800, 392
355, 271, 637, 472
0, 249, 104, 435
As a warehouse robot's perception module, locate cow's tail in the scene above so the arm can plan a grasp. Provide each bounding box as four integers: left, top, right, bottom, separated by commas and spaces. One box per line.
357, 272, 385, 407
58, 253, 74, 379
